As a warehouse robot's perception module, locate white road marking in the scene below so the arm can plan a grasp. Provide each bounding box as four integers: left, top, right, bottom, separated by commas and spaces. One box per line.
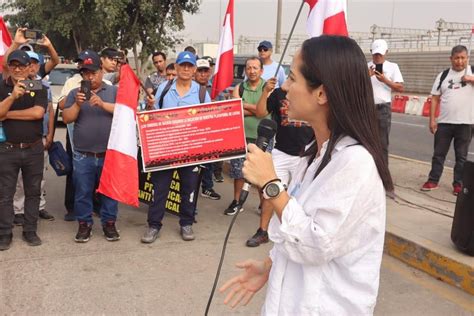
391, 120, 425, 128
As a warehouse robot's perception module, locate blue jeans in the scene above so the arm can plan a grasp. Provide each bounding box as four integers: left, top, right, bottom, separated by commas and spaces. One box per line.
201, 163, 214, 191
72, 152, 118, 225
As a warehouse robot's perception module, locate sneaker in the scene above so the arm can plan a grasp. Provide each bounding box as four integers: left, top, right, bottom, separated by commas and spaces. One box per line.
141, 226, 160, 244
75, 222, 92, 243
64, 211, 75, 222
453, 183, 462, 196
201, 188, 221, 200
180, 225, 195, 241
0, 233, 13, 251
214, 173, 224, 183
39, 209, 55, 221
224, 200, 243, 216
421, 181, 439, 191
103, 221, 120, 241
22, 231, 42, 246
246, 228, 269, 247
13, 214, 25, 226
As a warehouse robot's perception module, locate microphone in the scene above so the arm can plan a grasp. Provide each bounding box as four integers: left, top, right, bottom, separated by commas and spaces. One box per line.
238, 118, 278, 205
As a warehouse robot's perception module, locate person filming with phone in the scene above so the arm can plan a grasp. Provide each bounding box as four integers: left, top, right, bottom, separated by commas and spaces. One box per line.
0, 50, 48, 251
62, 50, 120, 243
219, 36, 393, 315
368, 39, 404, 166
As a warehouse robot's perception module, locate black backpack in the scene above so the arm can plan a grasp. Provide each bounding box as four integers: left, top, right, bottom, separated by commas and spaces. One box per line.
158, 80, 207, 109
437, 65, 474, 91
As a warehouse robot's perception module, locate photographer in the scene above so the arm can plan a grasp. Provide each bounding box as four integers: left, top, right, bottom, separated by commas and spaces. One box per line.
2, 27, 59, 79
0, 50, 48, 251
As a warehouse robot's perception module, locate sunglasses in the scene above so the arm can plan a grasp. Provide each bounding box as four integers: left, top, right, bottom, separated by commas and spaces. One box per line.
258, 47, 269, 52
8, 63, 28, 70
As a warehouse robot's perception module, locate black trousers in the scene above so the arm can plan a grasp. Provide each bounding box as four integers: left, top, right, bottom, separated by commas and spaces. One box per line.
147, 166, 200, 229
428, 123, 472, 185
0, 141, 44, 235
376, 102, 392, 167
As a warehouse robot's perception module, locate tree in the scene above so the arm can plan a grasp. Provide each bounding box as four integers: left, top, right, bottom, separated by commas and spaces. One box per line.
2, 0, 200, 74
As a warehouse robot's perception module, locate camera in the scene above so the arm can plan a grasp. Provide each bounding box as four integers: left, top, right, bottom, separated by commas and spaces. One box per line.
20, 79, 43, 91
80, 80, 92, 100
24, 29, 43, 41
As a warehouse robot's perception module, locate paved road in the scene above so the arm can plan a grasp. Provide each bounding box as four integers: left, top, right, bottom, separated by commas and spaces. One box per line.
1, 127, 473, 315
390, 113, 474, 167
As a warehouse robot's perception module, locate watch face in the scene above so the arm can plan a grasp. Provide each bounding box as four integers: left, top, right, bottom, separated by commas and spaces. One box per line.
266, 183, 280, 197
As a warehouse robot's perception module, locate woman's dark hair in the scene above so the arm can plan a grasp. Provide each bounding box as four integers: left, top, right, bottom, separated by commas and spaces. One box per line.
300, 35, 393, 192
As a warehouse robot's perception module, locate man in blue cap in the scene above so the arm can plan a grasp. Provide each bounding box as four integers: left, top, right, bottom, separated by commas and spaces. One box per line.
142, 51, 210, 243
257, 40, 286, 88
13, 51, 55, 227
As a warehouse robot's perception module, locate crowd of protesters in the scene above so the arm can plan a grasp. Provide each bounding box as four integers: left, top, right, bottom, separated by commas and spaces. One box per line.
0, 27, 473, 252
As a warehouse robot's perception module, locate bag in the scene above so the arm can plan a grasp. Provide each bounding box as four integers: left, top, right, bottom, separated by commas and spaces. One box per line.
451, 160, 474, 256
0, 122, 6, 142
48, 141, 72, 176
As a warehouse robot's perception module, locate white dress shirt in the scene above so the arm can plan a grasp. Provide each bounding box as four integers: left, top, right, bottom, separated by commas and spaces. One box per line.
262, 136, 386, 315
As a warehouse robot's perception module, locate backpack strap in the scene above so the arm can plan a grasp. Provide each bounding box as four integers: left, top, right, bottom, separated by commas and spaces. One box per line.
238, 82, 245, 98
436, 68, 450, 91
158, 79, 174, 109
199, 85, 207, 103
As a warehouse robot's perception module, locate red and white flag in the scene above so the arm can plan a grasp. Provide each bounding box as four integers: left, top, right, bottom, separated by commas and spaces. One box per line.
211, 0, 234, 99
98, 64, 140, 207
0, 17, 12, 72
304, 0, 348, 37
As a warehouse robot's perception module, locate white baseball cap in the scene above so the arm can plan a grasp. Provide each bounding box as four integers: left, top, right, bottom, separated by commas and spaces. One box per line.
371, 39, 388, 55
196, 59, 210, 69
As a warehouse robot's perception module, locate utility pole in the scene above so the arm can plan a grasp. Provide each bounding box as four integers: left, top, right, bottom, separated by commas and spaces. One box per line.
275, 0, 282, 53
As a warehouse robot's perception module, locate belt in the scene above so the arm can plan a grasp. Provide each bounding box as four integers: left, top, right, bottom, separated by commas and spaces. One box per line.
77, 151, 106, 158
4, 139, 42, 149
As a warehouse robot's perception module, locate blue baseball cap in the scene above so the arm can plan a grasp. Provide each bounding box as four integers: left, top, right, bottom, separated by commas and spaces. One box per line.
26, 51, 40, 62
176, 51, 196, 66
75, 49, 98, 62
258, 40, 273, 49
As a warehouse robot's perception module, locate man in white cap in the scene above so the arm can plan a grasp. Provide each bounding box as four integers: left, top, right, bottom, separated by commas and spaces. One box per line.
368, 39, 404, 166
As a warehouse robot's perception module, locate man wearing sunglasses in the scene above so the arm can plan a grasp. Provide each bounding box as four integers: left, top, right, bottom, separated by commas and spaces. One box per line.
257, 40, 286, 88
0, 50, 48, 250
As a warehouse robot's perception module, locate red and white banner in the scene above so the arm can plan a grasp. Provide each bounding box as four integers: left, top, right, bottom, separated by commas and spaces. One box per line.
211, 0, 234, 99
137, 99, 246, 172
98, 64, 140, 207
304, 0, 348, 37
0, 17, 12, 72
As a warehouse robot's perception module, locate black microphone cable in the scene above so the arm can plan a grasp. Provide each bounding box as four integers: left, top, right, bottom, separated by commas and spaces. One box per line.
205, 119, 277, 316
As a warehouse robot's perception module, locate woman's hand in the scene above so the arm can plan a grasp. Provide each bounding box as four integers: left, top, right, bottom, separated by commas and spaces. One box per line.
219, 258, 271, 308
243, 143, 278, 188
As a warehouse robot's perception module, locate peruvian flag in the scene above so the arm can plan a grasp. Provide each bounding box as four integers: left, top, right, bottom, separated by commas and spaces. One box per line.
0, 16, 12, 72
211, 0, 234, 99
97, 64, 140, 207
304, 0, 348, 37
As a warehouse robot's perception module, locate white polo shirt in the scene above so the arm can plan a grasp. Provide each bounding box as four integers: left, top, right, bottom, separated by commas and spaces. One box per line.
368, 60, 404, 104
430, 67, 474, 124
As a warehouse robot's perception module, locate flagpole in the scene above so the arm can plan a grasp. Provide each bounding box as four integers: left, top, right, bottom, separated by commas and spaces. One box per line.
274, 0, 306, 77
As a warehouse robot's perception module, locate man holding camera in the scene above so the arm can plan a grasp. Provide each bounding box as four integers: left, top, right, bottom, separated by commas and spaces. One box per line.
0, 50, 48, 251
2, 27, 59, 79
62, 51, 119, 243
368, 39, 404, 166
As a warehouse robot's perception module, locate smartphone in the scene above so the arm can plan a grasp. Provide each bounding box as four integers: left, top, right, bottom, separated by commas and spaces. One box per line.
80, 80, 92, 100
375, 63, 383, 74
24, 29, 43, 40
20, 79, 43, 91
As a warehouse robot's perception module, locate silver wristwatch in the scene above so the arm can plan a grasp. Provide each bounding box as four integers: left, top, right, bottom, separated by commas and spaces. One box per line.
262, 180, 286, 200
